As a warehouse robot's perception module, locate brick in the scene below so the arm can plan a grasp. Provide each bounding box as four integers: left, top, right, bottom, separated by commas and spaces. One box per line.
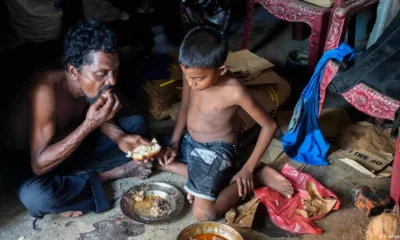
352, 185, 392, 217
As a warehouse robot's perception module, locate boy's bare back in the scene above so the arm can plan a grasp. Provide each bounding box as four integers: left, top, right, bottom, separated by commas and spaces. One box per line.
186, 74, 248, 144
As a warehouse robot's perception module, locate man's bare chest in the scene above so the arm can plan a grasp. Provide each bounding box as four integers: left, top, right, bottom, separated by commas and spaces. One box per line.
55, 96, 87, 128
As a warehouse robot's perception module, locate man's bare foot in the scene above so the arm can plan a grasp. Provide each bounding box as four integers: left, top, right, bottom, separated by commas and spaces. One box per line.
187, 193, 194, 204
98, 160, 152, 182
59, 211, 83, 218
257, 166, 294, 198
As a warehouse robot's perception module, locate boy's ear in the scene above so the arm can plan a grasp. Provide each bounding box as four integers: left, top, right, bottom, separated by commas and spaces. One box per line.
67, 64, 80, 81
219, 65, 228, 75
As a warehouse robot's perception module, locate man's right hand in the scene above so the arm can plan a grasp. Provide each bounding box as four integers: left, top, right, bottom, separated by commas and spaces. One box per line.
85, 92, 121, 128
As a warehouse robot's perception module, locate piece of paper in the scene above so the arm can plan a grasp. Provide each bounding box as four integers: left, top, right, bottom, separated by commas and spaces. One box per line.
291, 181, 337, 219
225, 49, 274, 76
338, 158, 392, 178
225, 197, 261, 228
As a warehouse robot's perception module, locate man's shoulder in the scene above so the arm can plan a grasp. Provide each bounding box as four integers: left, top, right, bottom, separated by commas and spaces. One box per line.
32, 68, 64, 87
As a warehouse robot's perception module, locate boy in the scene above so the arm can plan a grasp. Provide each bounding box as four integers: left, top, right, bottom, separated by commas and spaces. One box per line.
156, 27, 293, 221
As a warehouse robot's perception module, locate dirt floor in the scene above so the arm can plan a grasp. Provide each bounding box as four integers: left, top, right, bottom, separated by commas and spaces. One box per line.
0, 7, 393, 240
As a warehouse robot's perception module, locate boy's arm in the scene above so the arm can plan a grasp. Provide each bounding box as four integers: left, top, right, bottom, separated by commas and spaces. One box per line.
234, 83, 277, 172
157, 76, 190, 165
170, 76, 190, 148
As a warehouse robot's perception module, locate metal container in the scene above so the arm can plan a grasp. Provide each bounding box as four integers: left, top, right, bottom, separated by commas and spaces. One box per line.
177, 221, 244, 240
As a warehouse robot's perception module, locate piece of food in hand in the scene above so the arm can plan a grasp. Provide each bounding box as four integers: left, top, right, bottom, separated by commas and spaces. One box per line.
133, 191, 145, 201
126, 138, 161, 161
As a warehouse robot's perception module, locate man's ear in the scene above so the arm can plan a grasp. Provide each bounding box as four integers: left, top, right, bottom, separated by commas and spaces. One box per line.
67, 64, 80, 81
219, 65, 228, 75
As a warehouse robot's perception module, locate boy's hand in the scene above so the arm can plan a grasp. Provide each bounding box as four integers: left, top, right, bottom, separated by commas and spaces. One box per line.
157, 146, 178, 166
231, 168, 254, 198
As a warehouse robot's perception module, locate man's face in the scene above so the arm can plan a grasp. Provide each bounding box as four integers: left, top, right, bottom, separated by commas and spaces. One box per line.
181, 66, 220, 91
78, 51, 119, 103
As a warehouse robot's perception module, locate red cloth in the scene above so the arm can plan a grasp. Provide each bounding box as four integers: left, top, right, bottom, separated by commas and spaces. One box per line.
254, 164, 340, 234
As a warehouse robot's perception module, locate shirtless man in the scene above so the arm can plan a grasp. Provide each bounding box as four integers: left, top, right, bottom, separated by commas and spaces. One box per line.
156, 27, 294, 221
0, 19, 153, 218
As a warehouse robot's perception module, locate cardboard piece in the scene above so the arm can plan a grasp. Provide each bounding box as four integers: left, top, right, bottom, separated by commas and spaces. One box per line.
303, 0, 334, 8
332, 121, 396, 178
236, 73, 291, 133
291, 181, 337, 219
225, 197, 261, 228
225, 49, 274, 81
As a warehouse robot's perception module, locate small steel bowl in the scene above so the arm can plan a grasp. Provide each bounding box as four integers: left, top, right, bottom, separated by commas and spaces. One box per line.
177, 221, 244, 240
120, 182, 185, 224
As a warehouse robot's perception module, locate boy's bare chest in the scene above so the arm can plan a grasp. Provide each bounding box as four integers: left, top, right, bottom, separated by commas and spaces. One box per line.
189, 91, 235, 117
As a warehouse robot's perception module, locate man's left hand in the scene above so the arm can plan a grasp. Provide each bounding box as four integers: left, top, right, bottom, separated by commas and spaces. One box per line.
117, 134, 151, 160
230, 168, 254, 198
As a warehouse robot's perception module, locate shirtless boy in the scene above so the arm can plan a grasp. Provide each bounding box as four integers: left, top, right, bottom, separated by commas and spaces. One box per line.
157, 27, 293, 221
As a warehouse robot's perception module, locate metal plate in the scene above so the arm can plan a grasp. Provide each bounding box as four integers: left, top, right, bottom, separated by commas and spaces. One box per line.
120, 182, 185, 224
177, 221, 244, 240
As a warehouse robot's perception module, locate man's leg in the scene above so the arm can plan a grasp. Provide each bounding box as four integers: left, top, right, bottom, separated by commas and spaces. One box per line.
17, 171, 109, 219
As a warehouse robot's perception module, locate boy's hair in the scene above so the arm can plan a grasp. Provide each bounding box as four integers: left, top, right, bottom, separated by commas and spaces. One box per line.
179, 27, 228, 68
62, 19, 117, 69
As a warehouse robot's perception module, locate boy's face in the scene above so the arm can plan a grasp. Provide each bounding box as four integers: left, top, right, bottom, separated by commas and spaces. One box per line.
181, 65, 228, 91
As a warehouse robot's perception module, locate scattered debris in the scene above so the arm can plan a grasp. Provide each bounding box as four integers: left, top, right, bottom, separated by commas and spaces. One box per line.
224, 197, 260, 228
352, 185, 392, 217
65, 221, 75, 227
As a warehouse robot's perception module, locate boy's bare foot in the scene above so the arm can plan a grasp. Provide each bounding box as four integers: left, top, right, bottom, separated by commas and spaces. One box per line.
257, 166, 294, 198
187, 193, 194, 204
98, 160, 152, 182
59, 211, 83, 218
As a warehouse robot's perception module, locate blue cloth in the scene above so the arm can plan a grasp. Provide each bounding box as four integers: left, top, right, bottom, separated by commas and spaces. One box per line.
1, 115, 150, 218
282, 43, 356, 166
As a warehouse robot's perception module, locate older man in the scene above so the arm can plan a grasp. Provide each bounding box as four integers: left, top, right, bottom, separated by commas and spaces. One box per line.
1, 19, 153, 218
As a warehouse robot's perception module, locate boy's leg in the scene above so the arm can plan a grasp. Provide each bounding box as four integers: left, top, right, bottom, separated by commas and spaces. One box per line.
192, 181, 241, 221
191, 163, 293, 221
255, 163, 293, 198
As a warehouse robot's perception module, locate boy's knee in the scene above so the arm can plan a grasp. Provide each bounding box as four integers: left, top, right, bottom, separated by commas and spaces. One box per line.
193, 206, 218, 222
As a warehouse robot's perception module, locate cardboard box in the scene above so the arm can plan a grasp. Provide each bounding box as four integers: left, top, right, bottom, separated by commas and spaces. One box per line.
302, 0, 334, 8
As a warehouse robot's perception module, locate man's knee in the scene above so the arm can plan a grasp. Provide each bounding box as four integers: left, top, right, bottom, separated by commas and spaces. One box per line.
116, 115, 149, 136
193, 205, 218, 221
18, 177, 58, 216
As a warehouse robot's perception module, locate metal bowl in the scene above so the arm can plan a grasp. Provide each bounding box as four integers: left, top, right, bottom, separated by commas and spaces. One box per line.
120, 182, 185, 224
177, 221, 244, 240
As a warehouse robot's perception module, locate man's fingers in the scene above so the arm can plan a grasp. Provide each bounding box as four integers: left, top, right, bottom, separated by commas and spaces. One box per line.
111, 94, 121, 115
91, 96, 107, 110
237, 179, 243, 197
103, 92, 115, 113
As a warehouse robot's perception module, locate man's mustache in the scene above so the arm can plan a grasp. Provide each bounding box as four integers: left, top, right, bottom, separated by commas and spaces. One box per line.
85, 85, 115, 104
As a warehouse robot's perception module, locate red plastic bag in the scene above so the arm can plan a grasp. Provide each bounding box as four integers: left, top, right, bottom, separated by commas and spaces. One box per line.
254, 164, 340, 234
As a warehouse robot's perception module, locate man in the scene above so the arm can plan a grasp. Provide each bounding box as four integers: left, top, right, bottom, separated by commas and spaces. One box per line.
1, 19, 153, 218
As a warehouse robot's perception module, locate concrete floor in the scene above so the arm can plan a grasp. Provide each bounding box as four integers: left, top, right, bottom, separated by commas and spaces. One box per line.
0, 7, 392, 240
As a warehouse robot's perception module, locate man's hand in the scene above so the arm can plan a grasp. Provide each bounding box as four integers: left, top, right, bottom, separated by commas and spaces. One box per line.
117, 134, 151, 159
86, 92, 121, 128
156, 146, 178, 166
230, 168, 254, 198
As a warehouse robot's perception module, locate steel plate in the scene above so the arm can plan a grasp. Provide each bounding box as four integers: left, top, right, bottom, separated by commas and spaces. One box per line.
120, 182, 185, 224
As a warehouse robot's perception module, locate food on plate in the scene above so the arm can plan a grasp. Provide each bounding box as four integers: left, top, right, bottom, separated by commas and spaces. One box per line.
126, 138, 161, 161
133, 191, 145, 202
189, 234, 226, 240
